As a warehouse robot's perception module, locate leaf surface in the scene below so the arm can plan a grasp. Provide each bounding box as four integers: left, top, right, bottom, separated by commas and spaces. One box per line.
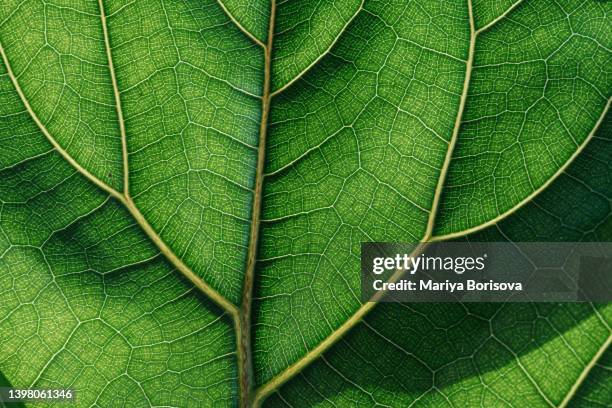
0, 0, 610, 407
253, 0, 611, 393
261, 114, 612, 407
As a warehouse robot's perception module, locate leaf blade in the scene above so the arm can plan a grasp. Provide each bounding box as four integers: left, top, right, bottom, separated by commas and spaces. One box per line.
260, 112, 612, 407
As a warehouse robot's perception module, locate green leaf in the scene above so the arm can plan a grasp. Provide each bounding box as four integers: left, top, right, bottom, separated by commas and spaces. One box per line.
253, 0, 611, 399
0, 0, 610, 407
262, 114, 612, 407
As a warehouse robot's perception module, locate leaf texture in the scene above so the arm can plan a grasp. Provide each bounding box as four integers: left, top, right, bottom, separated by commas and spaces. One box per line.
0, 0, 610, 407
261, 114, 612, 407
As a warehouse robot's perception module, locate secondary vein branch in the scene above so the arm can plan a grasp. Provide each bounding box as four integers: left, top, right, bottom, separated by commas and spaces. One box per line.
254, 1, 477, 404
269, 0, 364, 99
217, 0, 266, 48
98, 0, 129, 196
424, 0, 476, 240
0, 36, 238, 320
559, 334, 611, 407
0, 41, 123, 203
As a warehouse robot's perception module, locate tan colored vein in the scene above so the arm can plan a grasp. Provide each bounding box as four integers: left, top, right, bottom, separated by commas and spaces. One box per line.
217, 0, 266, 49
102, 3, 253, 403
120, 196, 239, 316
476, 0, 526, 35
424, 0, 476, 240
430, 99, 611, 243
559, 334, 611, 408
253, 242, 428, 408
98, 0, 129, 196
6, 3, 263, 405
0, 39, 238, 319
0, 42, 124, 203
239, 2, 276, 406
254, 2, 478, 404
269, 0, 364, 98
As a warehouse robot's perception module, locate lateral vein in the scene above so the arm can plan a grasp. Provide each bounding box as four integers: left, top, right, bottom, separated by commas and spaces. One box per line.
476, 0, 526, 35
98, 0, 129, 196
253, 0, 612, 397
430, 99, 611, 242
253, 1, 478, 403
0, 41, 123, 202
269, 0, 365, 98
424, 0, 476, 240
559, 334, 612, 408
216, 0, 266, 48
0, 38, 238, 319
120, 196, 239, 317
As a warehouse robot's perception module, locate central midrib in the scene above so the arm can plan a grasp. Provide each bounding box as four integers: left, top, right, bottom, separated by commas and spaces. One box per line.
239, 0, 277, 406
